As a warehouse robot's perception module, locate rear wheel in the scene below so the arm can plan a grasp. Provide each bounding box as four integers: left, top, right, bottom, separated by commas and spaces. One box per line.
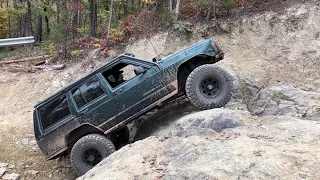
70, 134, 116, 175
186, 64, 233, 109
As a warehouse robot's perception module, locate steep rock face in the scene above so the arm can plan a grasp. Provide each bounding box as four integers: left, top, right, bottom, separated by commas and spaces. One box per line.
247, 85, 320, 121
78, 110, 320, 180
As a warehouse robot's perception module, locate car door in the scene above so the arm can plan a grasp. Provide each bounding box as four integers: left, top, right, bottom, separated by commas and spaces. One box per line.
98, 58, 177, 130
70, 75, 120, 127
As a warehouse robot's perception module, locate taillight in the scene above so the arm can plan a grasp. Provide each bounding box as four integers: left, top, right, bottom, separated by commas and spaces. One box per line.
211, 43, 219, 52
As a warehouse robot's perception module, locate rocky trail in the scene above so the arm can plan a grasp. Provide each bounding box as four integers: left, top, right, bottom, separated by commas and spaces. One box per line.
1, 0, 320, 180
78, 81, 320, 179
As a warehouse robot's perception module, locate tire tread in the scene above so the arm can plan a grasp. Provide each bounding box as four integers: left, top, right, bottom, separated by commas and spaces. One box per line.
185, 64, 233, 109
70, 134, 115, 175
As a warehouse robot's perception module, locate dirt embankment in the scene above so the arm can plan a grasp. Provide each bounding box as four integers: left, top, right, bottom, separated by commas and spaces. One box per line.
0, 1, 319, 180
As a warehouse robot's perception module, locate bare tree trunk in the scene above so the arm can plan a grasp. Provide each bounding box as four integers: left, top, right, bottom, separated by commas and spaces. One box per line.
94, 3, 97, 33
169, 0, 173, 12
35, 13, 42, 43
207, 0, 216, 22
243, 0, 248, 14
72, 0, 79, 36
88, 0, 93, 35
131, 0, 134, 12
61, 1, 68, 59
156, 0, 164, 12
44, 7, 50, 38
88, 0, 97, 37
57, 2, 60, 24
124, 0, 128, 17
113, 1, 117, 23
107, 0, 114, 38
78, 9, 82, 29
7, 0, 10, 38
24, 0, 33, 36
13, 0, 21, 37
175, 0, 180, 21
138, 0, 141, 11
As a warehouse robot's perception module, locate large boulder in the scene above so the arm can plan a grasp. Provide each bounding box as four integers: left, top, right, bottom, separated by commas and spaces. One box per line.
78, 114, 320, 180
248, 85, 320, 120
171, 109, 249, 137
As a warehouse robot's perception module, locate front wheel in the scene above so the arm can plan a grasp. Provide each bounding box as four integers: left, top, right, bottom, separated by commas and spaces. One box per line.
186, 64, 233, 109
70, 134, 116, 175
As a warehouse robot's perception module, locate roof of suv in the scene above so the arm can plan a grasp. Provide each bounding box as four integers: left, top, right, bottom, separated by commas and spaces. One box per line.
34, 54, 156, 108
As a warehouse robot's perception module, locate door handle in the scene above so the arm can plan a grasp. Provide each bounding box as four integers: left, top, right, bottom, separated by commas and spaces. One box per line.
79, 109, 89, 115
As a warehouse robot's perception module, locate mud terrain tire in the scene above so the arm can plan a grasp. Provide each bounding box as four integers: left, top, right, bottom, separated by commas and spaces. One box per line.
186, 64, 232, 109
70, 134, 116, 175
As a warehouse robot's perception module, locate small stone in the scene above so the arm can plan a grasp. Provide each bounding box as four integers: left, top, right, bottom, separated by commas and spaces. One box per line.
21, 138, 29, 145
0, 163, 9, 168
29, 140, 37, 146
249, 163, 256, 168
201, 114, 244, 133
64, 164, 72, 168
48, 173, 52, 178
159, 161, 169, 166
18, 163, 24, 166
31, 146, 40, 151
2, 173, 20, 180
0, 167, 6, 177
25, 170, 39, 176
8, 164, 15, 169
85, 170, 95, 178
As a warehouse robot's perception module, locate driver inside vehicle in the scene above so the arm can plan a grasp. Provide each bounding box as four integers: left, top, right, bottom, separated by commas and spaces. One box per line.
107, 70, 125, 87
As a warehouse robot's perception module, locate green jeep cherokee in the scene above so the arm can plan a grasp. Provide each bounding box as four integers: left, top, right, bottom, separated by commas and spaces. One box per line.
34, 39, 232, 175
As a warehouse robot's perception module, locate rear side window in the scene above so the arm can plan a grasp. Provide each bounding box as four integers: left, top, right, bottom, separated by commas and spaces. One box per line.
72, 76, 105, 108
39, 95, 71, 130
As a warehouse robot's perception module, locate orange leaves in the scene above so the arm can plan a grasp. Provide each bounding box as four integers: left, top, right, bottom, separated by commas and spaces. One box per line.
234, 0, 245, 6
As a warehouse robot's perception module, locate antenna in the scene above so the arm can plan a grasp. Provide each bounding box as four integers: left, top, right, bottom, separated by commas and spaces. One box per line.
148, 39, 160, 59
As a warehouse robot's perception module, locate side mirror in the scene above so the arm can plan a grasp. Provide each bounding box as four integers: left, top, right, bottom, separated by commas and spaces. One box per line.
124, 53, 135, 57
134, 66, 147, 75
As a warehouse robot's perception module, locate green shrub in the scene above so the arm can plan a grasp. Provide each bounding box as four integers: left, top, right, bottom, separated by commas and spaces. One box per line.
222, 0, 238, 11
0, 52, 8, 59
173, 21, 192, 34
71, 50, 81, 57
40, 40, 57, 57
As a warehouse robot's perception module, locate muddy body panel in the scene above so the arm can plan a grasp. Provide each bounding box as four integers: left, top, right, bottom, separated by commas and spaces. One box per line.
34, 39, 223, 160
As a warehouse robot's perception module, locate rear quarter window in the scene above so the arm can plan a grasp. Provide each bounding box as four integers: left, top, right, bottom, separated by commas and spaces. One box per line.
72, 75, 105, 109
39, 95, 71, 130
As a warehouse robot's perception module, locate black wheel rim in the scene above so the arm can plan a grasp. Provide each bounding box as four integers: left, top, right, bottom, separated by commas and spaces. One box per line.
82, 148, 103, 167
199, 77, 221, 98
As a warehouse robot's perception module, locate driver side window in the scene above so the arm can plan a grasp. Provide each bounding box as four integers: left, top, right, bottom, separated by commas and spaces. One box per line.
101, 62, 147, 88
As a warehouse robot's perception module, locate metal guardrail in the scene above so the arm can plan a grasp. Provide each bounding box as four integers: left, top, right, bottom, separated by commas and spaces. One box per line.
0, 36, 35, 47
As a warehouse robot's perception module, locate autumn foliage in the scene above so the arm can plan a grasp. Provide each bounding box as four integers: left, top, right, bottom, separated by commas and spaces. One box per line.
0, 7, 8, 39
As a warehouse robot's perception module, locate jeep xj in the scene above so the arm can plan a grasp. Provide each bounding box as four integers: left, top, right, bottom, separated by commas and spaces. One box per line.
34, 39, 232, 175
